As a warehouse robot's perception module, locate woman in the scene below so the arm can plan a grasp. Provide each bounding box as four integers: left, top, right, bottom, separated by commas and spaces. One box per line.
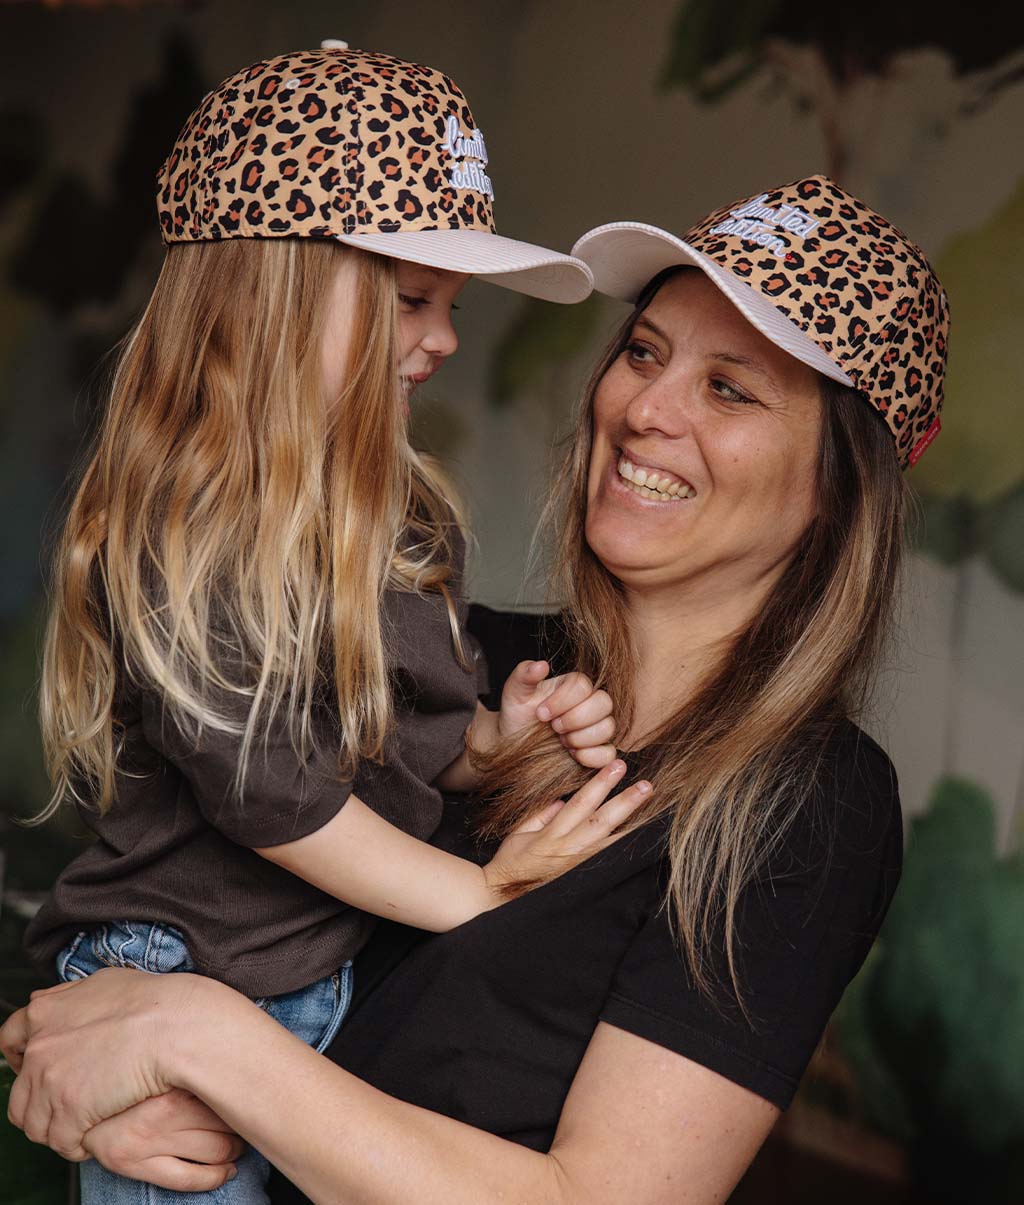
3, 176, 948, 1203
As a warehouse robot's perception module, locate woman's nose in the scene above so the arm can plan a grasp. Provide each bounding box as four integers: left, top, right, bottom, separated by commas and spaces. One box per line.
624, 375, 691, 439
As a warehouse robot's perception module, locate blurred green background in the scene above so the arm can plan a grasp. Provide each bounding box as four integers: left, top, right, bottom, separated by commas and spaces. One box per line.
2, 2, 1022, 1201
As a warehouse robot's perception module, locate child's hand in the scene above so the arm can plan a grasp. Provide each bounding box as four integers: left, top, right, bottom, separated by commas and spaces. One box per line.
498, 660, 617, 768
483, 759, 652, 897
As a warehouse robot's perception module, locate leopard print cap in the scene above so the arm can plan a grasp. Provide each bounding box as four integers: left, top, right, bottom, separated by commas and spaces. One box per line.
575, 176, 949, 469
156, 47, 497, 244
685, 176, 948, 468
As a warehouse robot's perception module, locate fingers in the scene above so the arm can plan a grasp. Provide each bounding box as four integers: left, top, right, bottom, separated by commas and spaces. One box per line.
536, 674, 610, 727
501, 660, 550, 705
91, 1125, 243, 1168
6, 1063, 30, 1132
110, 1155, 239, 1192
548, 759, 628, 833
555, 764, 654, 838
84, 1089, 245, 1160
0, 1006, 29, 1071
589, 779, 654, 837
558, 715, 616, 751
510, 799, 565, 834
570, 743, 619, 770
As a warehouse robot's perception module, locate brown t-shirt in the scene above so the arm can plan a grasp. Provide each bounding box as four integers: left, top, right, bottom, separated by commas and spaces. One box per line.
25, 579, 480, 998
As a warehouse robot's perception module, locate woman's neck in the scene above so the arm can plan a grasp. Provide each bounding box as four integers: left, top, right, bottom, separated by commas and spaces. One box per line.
622, 569, 777, 748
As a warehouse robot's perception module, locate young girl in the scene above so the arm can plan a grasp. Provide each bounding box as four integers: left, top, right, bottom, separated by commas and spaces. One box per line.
24, 45, 650, 1203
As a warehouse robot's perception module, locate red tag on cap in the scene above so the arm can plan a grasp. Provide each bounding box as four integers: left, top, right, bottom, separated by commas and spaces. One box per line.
908, 416, 942, 467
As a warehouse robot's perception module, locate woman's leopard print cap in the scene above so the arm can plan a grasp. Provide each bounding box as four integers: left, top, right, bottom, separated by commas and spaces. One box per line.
573, 176, 949, 468
155, 44, 592, 303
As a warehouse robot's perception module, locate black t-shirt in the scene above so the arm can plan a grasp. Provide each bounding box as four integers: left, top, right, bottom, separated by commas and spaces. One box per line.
270, 614, 902, 1199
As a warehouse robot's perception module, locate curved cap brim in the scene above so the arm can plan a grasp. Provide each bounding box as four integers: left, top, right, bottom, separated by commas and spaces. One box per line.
572, 221, 854, 387
336, 228, 593, 304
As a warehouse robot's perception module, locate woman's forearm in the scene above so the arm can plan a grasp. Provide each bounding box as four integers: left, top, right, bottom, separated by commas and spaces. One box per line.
175, 986, 560, 1205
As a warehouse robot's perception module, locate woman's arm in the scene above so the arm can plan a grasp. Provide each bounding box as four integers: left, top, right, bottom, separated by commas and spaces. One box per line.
2, 971, 776, 1205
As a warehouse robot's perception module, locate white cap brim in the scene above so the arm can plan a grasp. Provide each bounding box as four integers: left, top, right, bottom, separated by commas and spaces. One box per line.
336, 228, 593, 304
572, 222, 854, 387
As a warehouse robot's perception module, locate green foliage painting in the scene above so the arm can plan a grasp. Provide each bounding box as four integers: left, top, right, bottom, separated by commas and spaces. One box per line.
838, 777, 1024, 1201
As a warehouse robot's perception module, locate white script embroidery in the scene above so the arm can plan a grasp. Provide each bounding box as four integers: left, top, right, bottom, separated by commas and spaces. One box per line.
708, 194, 820, 259
442, 114, 494, 199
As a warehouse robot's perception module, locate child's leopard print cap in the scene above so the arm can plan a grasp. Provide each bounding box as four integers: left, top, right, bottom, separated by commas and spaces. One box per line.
572, 176, 949, 468
156, 42, 592, 303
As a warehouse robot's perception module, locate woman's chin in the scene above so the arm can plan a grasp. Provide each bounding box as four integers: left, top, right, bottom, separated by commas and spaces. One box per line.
585, 521, 684, 583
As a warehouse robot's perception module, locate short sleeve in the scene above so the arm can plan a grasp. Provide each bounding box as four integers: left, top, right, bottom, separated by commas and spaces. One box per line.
599, 730, 903, 1109
141, 689, 354, 849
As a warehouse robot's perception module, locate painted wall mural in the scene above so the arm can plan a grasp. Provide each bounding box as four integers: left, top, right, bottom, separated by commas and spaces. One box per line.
1, 2, 1022, 1200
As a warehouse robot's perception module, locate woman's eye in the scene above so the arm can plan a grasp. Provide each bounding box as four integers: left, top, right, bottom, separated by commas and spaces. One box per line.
711, 378, 755, 405
624, 341, 656, 365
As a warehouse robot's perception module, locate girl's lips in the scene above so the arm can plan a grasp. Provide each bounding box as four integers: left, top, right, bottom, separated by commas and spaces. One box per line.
400, 370, 434, 398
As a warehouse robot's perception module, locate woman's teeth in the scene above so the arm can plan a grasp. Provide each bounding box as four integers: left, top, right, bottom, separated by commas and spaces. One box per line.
617, 457, 694, 502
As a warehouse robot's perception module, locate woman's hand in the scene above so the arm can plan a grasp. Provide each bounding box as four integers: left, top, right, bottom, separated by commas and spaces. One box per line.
484, 759, 652, 896
83, 1089, 244, 1191
0, 967, 228, 1161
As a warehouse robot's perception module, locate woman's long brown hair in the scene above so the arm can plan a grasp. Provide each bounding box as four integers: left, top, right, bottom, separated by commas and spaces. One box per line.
475, 283, 907, 1001
38, 237, 465, 820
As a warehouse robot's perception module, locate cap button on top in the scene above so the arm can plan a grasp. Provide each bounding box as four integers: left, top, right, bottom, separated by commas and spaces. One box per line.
320, 39, 349, 49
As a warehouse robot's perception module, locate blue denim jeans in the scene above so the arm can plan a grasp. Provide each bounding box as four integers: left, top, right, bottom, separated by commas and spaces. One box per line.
57, 920, 352, 1204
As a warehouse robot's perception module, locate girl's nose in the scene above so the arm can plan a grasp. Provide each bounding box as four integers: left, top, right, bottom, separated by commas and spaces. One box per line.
421, 313, 459, 359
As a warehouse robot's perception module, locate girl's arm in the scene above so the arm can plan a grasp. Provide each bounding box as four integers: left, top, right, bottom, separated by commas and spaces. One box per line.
255, 759, 650, 932
2, 971, 777, 1205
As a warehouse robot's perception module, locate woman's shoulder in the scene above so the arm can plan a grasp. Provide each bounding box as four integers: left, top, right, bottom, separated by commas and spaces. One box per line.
810, 718, 902, 856
752, 718, 903, 926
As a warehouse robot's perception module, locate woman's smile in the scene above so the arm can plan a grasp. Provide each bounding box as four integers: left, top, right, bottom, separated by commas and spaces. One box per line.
613, 449, 696, 502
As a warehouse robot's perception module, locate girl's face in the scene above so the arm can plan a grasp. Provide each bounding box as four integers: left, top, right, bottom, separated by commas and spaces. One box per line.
321, 257, 469, 407
585, 270, 823, 599
395, 261, 470, 400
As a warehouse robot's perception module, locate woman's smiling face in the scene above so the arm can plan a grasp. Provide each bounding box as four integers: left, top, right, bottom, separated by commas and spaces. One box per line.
586, 269, 824, 597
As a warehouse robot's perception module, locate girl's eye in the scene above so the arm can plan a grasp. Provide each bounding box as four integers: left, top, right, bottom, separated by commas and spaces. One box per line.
398, 293, 428, 310
711, 378, 756, 405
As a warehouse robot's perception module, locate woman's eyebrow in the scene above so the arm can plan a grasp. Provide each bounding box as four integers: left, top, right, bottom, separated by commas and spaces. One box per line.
708, 350, 778, 388
633, 315, 668, 340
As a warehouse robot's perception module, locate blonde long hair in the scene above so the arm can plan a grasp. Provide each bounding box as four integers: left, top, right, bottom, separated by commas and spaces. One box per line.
476, 286, 907, 1000
39, 237, 464, 820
